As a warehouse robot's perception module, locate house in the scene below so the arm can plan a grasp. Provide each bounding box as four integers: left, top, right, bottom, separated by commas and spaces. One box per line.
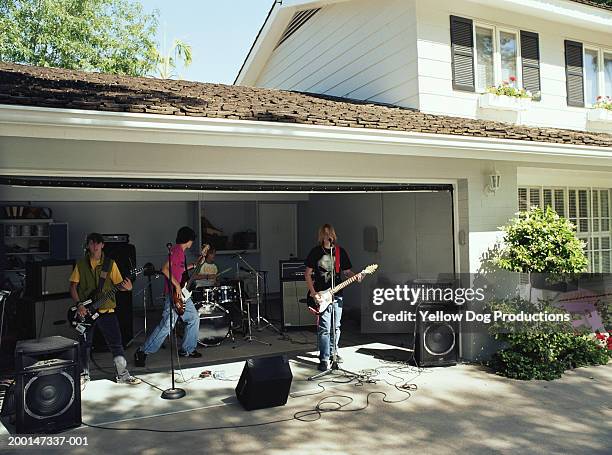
0, 0, 611, 361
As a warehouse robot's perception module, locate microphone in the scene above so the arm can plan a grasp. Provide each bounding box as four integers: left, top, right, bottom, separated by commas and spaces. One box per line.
166, 243, 173, 250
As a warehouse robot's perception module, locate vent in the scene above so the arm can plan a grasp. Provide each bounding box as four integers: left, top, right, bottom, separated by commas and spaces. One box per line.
276, 8, 320, 49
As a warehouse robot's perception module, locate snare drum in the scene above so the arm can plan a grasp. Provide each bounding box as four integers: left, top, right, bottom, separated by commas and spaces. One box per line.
198, 304, 230, 346
215, 285, 236, 304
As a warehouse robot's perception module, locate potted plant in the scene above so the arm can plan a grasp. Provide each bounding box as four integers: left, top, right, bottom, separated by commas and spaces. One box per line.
587, 95, 612, 123
479, 76, 535, 111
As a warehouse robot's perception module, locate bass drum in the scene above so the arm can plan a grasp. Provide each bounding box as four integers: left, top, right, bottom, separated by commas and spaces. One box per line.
198, 304, 230, 346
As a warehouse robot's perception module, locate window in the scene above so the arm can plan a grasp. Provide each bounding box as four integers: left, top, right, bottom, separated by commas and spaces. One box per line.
604, 52, 612, 98
475, 26, 494, 91
519, 187, 612, 272
499, 31, 518, 86
585, 49, 599, 105
473, 24, 521, 91
583, 47, 612, 105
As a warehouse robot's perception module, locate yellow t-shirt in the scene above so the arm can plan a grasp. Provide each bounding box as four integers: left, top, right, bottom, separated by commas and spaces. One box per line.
195, 262, 218, 288
70, 258, 123, 312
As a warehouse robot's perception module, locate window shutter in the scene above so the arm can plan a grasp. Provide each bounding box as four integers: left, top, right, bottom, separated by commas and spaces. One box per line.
565, 40, 584, 107
520, 31, 541, 99
450, 16, 475, 92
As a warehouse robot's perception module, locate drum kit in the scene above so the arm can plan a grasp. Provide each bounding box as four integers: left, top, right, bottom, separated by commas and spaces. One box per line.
192, 281, 254, 347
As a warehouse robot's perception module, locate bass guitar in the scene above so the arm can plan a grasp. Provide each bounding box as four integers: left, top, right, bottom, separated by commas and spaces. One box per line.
67, 264, 152, 334
306, 264, 378, 314
173, 244, 210, 315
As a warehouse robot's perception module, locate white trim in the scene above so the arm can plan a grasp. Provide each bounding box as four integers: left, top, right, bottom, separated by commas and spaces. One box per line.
0, 105, 611, 168
468, 0, 612, 33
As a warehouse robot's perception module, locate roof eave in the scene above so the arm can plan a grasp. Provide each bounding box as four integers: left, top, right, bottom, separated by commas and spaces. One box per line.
1, 104, 611, 171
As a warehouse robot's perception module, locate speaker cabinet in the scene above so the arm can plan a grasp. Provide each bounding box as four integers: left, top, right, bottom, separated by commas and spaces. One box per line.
416, 305, 459, 367
280, 260, 316, 329
92, 242, 136, 350
235, 356, 292, 411
14, 336, 81, 433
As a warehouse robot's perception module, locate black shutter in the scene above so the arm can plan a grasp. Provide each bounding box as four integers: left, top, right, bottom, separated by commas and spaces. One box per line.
450, 16, 475, 92
520, 31, 541, 99
565, 40, 584, 107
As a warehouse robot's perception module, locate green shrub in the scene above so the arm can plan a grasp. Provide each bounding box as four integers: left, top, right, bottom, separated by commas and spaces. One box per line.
485, 206, 609, 380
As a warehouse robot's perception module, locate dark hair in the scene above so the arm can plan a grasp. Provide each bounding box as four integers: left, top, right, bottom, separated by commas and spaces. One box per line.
86, 232, 104, 244
176, 226, 196, 244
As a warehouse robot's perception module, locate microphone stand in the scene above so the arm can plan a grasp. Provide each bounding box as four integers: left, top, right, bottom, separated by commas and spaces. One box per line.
126, 266, 160, 347
161, 243, 185, 400
232, 253, 271, 347
308, 240, 359, 381
235, 252, 282, 335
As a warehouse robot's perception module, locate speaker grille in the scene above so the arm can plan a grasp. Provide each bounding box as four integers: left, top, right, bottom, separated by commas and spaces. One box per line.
24, 370, 75, 419
423, 323, 456, 356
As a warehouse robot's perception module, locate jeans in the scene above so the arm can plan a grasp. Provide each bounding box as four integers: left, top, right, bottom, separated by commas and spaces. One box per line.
79, 312, 129, 379
142, 295, 199, 355
318, 296, 343, 361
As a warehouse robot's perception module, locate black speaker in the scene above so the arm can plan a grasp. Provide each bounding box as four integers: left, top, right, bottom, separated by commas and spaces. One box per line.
14, 336, 81, 433
92, 242, 136, 350
416, 305, 459, 367
235, 355, 292, 411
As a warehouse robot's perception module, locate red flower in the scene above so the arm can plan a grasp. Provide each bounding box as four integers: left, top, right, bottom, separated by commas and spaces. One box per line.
509, 75, 517, 82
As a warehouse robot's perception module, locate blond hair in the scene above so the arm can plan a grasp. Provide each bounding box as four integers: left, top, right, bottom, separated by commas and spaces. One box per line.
317, 224, 337, 245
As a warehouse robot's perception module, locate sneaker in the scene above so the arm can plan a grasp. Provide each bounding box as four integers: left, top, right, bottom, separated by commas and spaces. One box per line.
334, 355, 343, 364
134, 348, 147, 367
117, 375, 142, 385
317, 360, 329, 371
178, 350, 202, 358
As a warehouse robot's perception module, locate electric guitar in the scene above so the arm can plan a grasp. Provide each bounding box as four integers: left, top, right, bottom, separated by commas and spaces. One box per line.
67, 264, 152, 334
306, 264, 378, 314
173, 244, 210, 315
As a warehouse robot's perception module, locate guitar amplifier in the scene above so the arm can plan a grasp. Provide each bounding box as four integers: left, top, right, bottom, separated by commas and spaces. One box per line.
279, 260, 316, 329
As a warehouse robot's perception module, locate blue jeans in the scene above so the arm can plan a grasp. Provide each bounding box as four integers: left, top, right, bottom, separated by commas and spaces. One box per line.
142, 295, 199, 355
80, 312, 126, 377
318, 297, 343, 361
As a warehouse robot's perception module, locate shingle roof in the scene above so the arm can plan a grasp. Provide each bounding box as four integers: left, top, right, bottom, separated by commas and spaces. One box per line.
0, 62, 610, 148
569, 0, 612, 12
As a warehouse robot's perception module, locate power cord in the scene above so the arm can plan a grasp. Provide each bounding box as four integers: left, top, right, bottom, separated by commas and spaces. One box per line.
81, 357, 421, 433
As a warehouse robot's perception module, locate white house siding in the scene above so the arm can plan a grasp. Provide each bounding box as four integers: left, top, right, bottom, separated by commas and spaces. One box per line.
255, 0, 420, 108
416, 0, 612, 132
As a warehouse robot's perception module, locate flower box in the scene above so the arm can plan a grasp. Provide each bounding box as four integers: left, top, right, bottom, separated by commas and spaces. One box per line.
587, 108, 612, 123
478, 93, 531, 112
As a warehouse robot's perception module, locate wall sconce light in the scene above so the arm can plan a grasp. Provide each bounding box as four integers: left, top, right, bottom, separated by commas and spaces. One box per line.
485, 170, 501, 195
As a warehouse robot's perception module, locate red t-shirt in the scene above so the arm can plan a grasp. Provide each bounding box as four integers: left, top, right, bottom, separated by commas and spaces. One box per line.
164, 244, 186, 294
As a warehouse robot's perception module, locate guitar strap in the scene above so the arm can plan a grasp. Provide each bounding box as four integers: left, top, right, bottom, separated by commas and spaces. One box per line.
335, 246, 341, 273
98, 256, 112, 292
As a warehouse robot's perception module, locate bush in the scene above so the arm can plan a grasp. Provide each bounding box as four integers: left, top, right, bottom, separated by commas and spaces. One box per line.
491, 332, 610, 381
485, 206, 608, 380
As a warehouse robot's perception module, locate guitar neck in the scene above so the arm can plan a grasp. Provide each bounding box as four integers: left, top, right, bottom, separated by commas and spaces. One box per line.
330, 273, 361, 294
90, 283, 122, 310
183, 257, 206, 289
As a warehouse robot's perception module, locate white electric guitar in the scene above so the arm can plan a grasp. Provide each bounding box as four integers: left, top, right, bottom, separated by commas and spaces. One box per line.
307, 264, 378, 314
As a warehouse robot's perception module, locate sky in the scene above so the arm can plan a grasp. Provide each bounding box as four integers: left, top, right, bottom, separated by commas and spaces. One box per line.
138, 0, 274, 84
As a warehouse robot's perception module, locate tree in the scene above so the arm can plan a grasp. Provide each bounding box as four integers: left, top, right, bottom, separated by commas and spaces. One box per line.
154, 38, 193, 79
0, 0, 159, 77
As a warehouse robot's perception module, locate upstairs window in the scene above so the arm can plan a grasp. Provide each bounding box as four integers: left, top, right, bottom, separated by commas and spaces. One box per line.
474, 25, 521, 91
565, 41, 612, 107
451, 16, 540, 96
